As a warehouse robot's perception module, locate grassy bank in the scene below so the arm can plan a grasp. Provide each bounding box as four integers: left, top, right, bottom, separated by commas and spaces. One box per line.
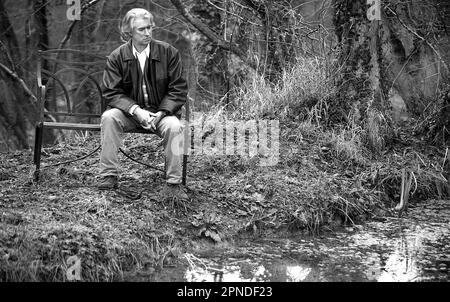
1, 58, 448, 281
1, 118, 447, 281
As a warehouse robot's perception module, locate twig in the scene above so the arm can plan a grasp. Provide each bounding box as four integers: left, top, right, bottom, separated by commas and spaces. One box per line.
40, 145, 101, 169
386, 6, 449, 74
414, 151, 426, 166
169, 0, 257, 71
0, 40, 16, 73
58, 0, 102, 49
336, 196, 355, 226
395, 168, 413, 217
410, 171, 417, 196
395, 168, 406, 212
184, 253, 209, 271
119, 147, 165, 173
443, 147, 448, 171
205, 0, 261, 27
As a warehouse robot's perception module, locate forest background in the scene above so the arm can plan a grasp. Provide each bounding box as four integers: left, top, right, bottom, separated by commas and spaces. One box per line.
0, 0, 449, 281
0, 0, 448, 152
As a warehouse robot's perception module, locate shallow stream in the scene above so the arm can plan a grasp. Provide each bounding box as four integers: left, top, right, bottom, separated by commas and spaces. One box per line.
156, 199, 449, 282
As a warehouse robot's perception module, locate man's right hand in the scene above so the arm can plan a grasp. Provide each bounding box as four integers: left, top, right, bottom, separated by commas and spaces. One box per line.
132, 107, 156, 128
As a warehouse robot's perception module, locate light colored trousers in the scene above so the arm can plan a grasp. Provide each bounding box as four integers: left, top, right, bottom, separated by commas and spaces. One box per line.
100, 108, 185, 184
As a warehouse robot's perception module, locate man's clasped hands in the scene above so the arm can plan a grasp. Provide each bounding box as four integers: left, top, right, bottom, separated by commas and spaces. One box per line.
132, 107, 166, 132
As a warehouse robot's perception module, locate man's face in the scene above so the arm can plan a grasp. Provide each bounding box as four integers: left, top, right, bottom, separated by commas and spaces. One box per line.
131, 16, 153, 49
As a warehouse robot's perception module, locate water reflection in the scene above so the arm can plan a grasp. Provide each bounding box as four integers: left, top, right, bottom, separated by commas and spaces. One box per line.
181, 200, 449, 282
365, 222, 448, 282
286, 266, 312, 282
184, 261, 269, 282
378, 230, 422, 282
184, 255, 316, 282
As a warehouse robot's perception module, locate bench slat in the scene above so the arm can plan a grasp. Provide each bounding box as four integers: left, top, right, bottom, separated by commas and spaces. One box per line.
42, 122, 155, 134
46, 112, 101, 118
43, 122, 101, 131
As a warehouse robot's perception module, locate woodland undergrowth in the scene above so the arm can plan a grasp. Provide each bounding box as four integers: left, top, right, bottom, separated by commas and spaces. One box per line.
0, 58, 448, 281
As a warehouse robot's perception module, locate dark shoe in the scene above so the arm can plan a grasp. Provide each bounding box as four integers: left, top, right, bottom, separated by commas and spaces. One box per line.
97, 175, 118, 190
163, 183, 189, 201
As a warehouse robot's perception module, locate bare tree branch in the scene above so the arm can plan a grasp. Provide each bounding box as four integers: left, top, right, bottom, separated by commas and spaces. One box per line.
0, 40, 16, 73
91, 0, 107, 38
0, 62, 58, 124
241, 0, 266, 17
58, 0, 102, 49
206, 0, 261, 27
386, 6, 449, 74
0, 62, 37, 103
169, 0, 257, 71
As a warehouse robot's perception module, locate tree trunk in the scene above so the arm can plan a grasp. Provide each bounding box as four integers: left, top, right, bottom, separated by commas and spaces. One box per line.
28, 0, 51, 108
331, 0, 449, 153
0, 0, 34, 151
0, 0, 21, 69
243, 0, 297, 82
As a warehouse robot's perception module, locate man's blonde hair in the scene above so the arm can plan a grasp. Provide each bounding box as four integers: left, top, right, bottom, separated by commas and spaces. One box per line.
119, 8, 155, 42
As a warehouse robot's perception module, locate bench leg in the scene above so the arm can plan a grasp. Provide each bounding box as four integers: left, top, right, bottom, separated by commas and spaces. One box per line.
182, 154, 188, 186
33, 122, 44, 182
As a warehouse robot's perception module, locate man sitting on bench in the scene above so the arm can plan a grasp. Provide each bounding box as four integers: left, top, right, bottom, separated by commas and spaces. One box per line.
98, 7, 188, 201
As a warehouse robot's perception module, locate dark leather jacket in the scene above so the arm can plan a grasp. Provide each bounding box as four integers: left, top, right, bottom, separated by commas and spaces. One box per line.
102, 39, 187, 116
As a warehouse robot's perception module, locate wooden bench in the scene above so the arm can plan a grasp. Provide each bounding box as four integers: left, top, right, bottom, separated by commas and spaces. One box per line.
33, 48, 189, 185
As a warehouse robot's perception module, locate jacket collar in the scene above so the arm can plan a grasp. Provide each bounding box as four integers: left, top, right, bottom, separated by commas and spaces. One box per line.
132, 43, 150, 58
123, 39, 160, 62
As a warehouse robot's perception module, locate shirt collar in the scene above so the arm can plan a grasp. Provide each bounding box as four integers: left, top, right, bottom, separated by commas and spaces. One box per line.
132, 43, 150, 58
